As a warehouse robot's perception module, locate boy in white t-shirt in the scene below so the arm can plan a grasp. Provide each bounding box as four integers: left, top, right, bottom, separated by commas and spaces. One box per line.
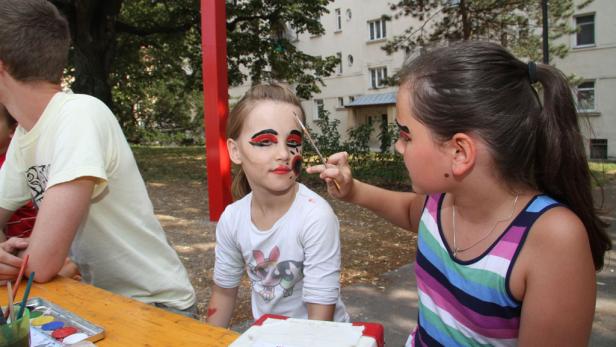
205, 83, 349, 327
0, 0, 195, 315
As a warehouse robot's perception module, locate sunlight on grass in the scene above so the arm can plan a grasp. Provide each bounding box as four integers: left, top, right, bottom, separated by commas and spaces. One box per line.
589, 161, 616, 186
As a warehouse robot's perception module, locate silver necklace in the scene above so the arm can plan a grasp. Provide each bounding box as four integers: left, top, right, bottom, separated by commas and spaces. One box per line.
452, 193, 520, 257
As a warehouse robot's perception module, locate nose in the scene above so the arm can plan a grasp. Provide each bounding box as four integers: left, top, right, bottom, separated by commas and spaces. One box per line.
276, 142, 290, 161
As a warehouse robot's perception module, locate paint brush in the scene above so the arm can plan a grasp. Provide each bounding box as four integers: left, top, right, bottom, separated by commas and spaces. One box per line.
6, 282, 14, 323
4, 254, 29, 320
16, 272, 34, 319
292, 112, 341, 191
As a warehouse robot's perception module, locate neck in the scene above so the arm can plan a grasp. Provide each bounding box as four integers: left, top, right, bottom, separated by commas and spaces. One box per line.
1, 80, 61, 131
251, 183, 298, 216
448, 180, 528, 224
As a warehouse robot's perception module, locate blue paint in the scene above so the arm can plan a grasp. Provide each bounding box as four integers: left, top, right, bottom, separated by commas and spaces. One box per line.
42, 320, 64, 331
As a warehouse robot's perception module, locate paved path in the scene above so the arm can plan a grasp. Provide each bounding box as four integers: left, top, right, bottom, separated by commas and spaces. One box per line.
342, 183, 616, 346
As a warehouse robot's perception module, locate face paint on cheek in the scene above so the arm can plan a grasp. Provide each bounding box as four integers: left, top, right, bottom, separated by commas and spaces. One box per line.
291, 155, 303, 177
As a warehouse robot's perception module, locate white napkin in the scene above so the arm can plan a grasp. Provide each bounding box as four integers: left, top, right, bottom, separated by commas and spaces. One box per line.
245, 318, 364, 347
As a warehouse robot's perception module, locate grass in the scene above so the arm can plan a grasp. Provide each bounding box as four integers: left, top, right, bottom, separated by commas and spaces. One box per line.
132, 146, 206, 182
589, 161, 616, 186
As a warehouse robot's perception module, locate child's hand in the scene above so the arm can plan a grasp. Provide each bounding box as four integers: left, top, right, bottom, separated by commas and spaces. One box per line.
306, 151, 354, 200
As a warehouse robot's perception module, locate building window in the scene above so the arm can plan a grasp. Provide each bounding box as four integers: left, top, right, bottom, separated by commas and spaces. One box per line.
576, 81, 595, 112
349, 96, 355, 103
335, 8, 342, 31
368, 19, 387, 41
337, 97, 345, 108
314, 99, 324, 119
337, 52, 343, 74
346, 9, 352, 21
590, 139, 607, 159
575, 14, 595, 46
348, 54, 354, 67
369, 66, 388, 89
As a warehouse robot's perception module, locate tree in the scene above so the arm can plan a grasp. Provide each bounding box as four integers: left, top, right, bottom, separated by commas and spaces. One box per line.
48, 0, 338, 140
383, 0, 593, 63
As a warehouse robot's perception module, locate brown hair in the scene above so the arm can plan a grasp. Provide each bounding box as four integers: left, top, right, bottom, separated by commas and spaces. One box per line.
399, 41, 611, 270
0, 0, 70, 83
227, 82, 306, 200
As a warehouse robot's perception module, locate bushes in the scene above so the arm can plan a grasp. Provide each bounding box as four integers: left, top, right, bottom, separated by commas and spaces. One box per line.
300, 109, 411, 190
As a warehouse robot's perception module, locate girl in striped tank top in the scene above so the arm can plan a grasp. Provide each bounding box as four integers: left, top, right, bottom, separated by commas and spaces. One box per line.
308, 41, 611, 346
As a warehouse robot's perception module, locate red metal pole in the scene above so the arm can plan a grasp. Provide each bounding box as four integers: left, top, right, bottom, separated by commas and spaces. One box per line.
200, 0, 231, 221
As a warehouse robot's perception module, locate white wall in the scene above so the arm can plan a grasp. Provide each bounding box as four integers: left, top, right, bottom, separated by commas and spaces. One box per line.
553, 0, 616, 158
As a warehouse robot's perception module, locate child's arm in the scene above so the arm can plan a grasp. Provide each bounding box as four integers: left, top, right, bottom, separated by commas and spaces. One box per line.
301, 199, 344, 321
208, 209, 244, 327
306, 152, 423, 231
306, 302, 335, 321
517, 207, 595, 345
206, 284, 238, 327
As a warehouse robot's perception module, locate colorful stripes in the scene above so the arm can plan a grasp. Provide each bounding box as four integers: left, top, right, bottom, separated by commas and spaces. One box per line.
410, 193, 560, 346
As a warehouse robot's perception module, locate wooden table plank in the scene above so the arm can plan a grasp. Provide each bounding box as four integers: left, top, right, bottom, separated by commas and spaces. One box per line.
1, 277, 238, 346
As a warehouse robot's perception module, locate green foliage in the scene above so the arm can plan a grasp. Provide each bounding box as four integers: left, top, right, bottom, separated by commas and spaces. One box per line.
307, 109, 344, 158
384, 0, 592, 65
378, 118, 397, 153
344, 123, 373, 158
53, 0, 339, 142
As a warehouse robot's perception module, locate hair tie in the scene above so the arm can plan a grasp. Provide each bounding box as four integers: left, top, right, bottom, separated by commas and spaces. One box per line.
528, 61, 538, 84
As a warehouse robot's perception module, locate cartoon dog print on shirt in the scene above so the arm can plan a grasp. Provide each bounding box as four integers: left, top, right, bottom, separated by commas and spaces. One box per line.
248, 246, 304, 302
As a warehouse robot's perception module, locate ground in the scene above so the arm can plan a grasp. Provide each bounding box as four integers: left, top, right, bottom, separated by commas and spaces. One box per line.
135, 147, 616, 328
135, 147, 417, 325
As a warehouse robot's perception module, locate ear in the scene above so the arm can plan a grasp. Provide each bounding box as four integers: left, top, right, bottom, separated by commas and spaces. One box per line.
227, 138, 242, 165
448, 133, 476, 177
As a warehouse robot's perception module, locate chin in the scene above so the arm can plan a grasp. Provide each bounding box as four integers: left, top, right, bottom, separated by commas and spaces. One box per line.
266, 180, 297, 195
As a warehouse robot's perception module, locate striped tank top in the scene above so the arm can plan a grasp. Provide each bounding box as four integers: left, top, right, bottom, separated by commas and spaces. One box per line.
407, 193, 560, 346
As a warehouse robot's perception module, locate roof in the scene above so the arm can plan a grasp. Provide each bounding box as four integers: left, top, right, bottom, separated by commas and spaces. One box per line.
346, 91, 396, 107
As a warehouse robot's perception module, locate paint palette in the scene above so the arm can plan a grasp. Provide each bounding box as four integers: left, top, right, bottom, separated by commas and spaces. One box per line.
25, 297, 104, 346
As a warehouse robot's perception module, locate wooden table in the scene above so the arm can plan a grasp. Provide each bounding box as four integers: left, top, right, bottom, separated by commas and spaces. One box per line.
1, 277, 238, 346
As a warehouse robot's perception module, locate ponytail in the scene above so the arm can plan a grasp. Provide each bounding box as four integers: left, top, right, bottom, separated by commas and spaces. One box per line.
534, 64, 611, 270
231, 167, 251, 201
398, 41, 611, 270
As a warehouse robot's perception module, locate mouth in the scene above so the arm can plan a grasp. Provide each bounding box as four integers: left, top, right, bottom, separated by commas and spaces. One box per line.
271, 166, 291, 174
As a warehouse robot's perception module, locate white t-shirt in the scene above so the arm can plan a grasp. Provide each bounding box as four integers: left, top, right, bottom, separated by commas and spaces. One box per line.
0, 92, 195, 309
214, 183, 349, 322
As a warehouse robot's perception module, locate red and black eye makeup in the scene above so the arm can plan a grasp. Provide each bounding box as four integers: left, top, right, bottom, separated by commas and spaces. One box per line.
396, 119, 411, 141
249, 129, 278, 147
286, 130, 303, 148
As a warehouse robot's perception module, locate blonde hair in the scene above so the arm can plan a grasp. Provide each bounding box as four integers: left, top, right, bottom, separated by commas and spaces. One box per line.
227, 82, 306, 200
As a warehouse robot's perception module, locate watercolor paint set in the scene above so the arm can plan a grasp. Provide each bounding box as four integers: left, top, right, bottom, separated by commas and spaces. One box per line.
24, 297, 104, 346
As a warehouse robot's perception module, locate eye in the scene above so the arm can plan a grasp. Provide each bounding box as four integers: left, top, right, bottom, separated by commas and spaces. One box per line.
286, 133, 302, 148
399, 131, 411, 142
249, 133, 278, 147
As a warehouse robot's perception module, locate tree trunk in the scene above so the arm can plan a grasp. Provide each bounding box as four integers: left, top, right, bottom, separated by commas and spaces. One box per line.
460, 0, 471, 40
52, 0, 123, 107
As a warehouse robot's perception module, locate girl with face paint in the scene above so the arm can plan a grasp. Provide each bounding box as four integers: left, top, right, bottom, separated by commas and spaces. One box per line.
206, 83, 349, 328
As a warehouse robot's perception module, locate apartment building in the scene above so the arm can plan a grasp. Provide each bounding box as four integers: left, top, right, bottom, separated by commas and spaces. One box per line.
229, 0, 410, 150
554, 0, 616, 159
229, 0, 615, 157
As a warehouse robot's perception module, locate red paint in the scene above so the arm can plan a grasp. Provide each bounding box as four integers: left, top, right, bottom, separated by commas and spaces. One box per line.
207, 308, 217, 317
291, 155, 303, 176
249, 133, 278, 145
286, 133, 302, 146
52, 327, 78, 340
201, 0, 232, 221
